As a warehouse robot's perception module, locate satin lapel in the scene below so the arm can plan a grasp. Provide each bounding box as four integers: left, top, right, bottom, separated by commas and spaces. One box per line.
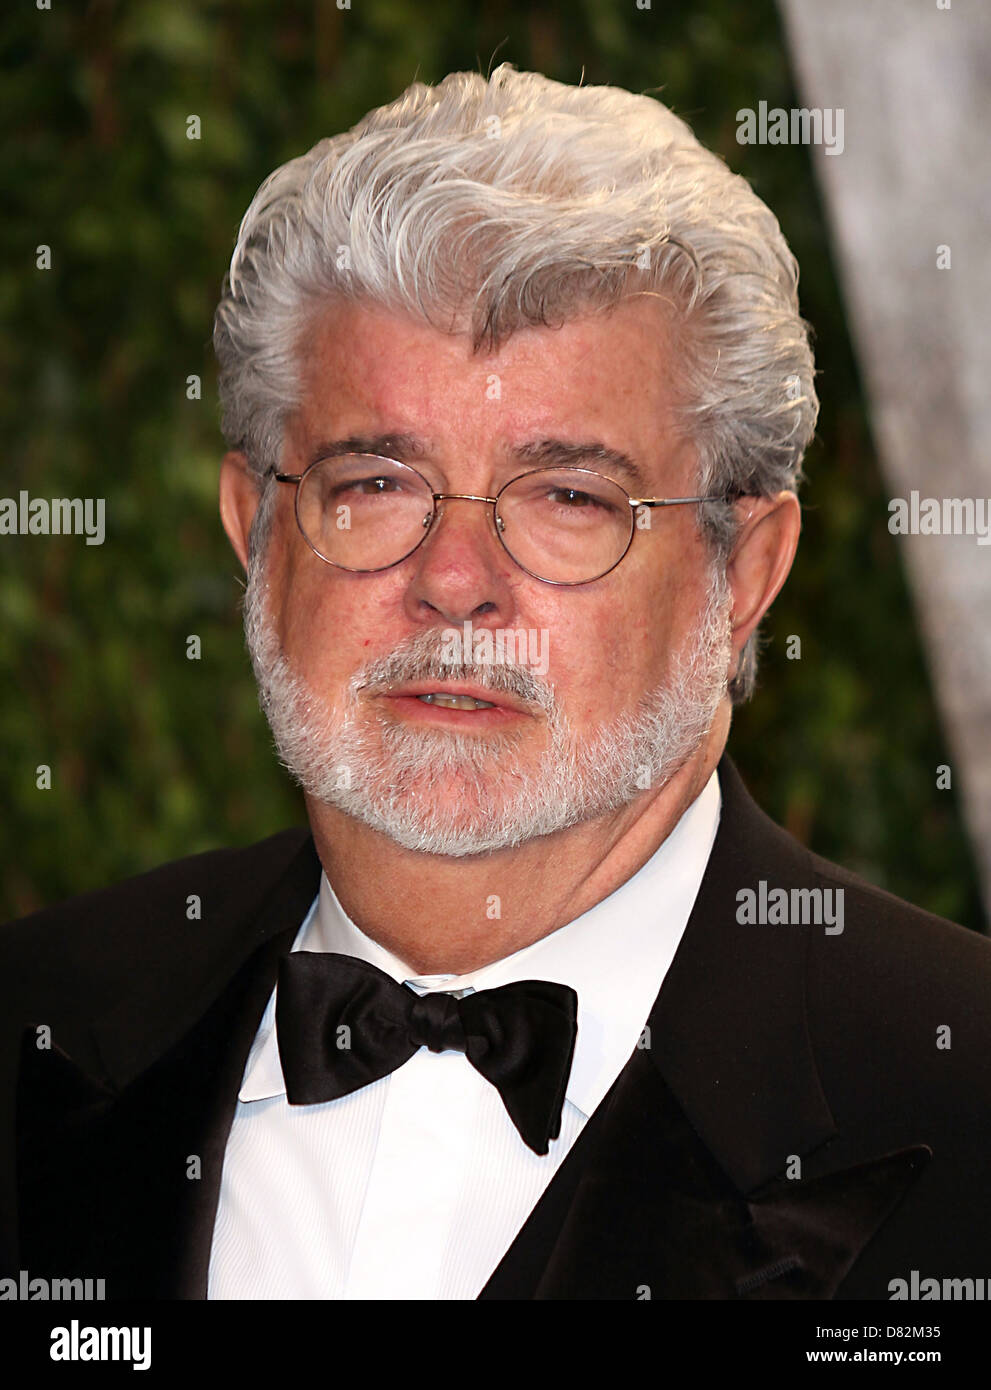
16, 837, 321, 1299
13, 760, 934, 1301
482, 756, 929, 1299
481, 1050, 930, 1299
646, 755, 842, 1193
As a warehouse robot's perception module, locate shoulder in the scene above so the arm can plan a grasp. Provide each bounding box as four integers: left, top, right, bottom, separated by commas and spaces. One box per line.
801, 842, 991, 1031
800, 845, 991, 1140
720, 758, 991, 1022
0, 828, 315, 1017
721, 758, 991, 1127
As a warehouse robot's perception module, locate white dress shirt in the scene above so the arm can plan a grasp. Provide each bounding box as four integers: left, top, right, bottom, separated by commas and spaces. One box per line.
207, 769, 721, 1300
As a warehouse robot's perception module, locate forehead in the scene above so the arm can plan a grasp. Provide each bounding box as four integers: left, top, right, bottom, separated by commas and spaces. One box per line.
286, 296, 695, 487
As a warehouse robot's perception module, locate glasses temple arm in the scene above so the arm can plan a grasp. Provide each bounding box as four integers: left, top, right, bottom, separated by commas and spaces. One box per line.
630, 490, 750, 508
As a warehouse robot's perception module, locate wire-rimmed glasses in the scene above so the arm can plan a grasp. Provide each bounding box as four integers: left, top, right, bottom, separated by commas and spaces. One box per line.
267, 452, 739, 586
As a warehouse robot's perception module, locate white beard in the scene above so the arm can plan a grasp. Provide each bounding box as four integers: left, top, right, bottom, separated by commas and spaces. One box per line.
243, 560, 732, 857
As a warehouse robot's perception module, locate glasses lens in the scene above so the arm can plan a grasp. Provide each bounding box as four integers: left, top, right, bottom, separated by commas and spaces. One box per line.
496, 468, 633, 583
295, 455, 433, 570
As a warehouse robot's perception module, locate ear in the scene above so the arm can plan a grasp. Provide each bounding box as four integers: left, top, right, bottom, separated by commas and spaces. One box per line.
724, 491, 801, 677
219, 451, 262, 572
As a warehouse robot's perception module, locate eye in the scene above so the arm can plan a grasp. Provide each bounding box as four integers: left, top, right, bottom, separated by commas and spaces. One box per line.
339, 475, 404, 496
543, 485, 625, 518
547, 487, 603, 509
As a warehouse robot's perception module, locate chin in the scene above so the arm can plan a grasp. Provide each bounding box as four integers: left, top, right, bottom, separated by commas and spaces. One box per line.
327, 794, 553, 859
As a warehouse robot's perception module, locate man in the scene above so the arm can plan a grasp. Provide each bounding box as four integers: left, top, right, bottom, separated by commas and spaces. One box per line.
3, 65, 991, 1302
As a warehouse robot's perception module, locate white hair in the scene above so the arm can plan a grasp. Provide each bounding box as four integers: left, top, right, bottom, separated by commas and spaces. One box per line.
214, 64, 818, 700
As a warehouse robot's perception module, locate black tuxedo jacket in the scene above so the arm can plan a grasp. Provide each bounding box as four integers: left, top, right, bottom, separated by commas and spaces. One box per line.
3, 756, 991, 1299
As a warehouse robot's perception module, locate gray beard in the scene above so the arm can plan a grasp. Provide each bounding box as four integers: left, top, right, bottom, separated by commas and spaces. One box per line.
243, 561, 732, 857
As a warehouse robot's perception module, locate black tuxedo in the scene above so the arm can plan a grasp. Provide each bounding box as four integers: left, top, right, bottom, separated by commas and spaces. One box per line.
3, 756, 991, 1299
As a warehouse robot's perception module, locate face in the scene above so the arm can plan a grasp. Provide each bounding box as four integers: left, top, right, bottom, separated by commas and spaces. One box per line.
240, 297, 733, 854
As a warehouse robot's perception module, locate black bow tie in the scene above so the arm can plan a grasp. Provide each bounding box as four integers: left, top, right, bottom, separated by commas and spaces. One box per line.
275, 952, 578, 1155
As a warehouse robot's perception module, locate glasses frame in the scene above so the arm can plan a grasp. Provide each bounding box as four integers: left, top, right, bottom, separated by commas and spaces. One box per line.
266, 453, 742, 587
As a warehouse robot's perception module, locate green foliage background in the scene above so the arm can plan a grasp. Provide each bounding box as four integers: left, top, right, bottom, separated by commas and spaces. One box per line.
1, 0, 983, 929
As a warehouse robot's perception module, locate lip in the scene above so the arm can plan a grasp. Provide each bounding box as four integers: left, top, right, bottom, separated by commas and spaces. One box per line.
383, 681, 527, 712
377, 681, 531, 725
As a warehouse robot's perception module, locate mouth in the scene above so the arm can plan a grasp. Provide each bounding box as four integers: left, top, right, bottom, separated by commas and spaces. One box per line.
376, 681, 530, 725
415, 692, 496, 710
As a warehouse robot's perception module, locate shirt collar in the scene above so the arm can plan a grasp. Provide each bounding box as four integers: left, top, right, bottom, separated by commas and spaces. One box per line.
240, 769, 721, 1117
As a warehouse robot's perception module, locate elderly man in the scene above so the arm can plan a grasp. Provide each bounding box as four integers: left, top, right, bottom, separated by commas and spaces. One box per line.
4, 65, 991, 1303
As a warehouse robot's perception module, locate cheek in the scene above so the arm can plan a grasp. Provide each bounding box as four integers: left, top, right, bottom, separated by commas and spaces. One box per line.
558, 569, 700, 711
541, 598, 657, 724
277, 565, 411, 678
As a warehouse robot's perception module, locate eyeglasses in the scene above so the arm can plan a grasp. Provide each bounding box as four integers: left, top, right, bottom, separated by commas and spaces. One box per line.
267, 453, 740, 586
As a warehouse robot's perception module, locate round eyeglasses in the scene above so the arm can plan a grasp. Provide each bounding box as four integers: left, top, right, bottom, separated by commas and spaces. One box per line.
267, 453, 738, 586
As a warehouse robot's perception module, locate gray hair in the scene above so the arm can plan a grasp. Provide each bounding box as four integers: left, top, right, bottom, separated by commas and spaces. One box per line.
214, 64, 818, 702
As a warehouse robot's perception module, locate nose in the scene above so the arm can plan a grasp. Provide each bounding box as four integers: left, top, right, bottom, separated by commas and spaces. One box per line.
401, 494, 518, 627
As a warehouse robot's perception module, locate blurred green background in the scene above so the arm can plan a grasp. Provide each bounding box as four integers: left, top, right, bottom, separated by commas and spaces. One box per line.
1, 0, 983, 929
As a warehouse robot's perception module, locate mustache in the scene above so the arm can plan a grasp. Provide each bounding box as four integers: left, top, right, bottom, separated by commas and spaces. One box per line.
352, 628, 555, 711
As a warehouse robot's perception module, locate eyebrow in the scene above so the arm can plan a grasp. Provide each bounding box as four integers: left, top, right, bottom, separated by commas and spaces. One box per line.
305, 433, 650, 492
304, 434, 429, 467
511, 439, 649, 492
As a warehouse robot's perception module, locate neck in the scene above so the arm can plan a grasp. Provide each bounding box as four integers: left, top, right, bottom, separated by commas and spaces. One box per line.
305, 706, 730, 975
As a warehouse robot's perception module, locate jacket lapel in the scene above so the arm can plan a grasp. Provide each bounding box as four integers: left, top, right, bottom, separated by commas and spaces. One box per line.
480, 1046, 929, 1299
480, 757, 931, 1298
15, 835, 322, 1298
16, 759, 932, 1300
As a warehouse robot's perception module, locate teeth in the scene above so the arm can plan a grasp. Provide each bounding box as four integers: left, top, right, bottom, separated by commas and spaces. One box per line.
417, 692, 496, 710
